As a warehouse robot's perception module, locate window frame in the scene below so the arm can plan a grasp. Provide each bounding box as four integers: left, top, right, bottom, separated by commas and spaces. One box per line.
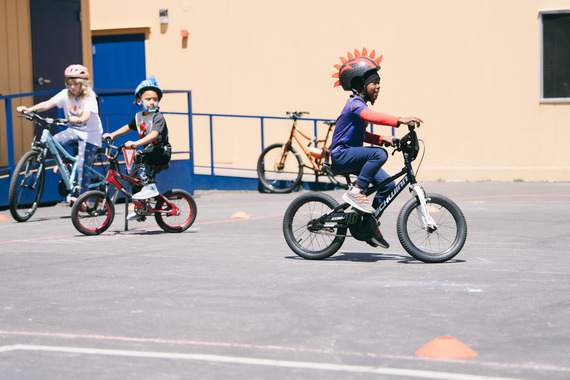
540, 10, 570, 103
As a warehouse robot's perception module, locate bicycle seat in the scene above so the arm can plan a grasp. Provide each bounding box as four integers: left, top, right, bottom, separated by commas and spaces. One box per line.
322, 162, 353, 186
323, 120, 336, 126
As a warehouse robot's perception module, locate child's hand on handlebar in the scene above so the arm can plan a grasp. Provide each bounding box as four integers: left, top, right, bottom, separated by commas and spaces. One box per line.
398, 116, 423, 127
382, 136, 396, 147
125, 141, 138, 149
69, 116, 82, 124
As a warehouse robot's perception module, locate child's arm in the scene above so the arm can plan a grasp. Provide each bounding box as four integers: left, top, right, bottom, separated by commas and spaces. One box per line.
102, 125, 132, 140
360, 109, 423, 128
125, 130, 159, 149
69, 110, 92, 125
16, 100, 56, 114
360, 108, 400, 127
364, 131, 385, 146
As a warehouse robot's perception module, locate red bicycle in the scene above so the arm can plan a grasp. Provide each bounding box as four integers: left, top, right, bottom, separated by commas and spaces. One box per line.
71, 139, 197, 235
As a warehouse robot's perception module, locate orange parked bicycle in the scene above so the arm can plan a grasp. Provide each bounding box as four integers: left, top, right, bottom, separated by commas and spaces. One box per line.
256, 111, 349, 193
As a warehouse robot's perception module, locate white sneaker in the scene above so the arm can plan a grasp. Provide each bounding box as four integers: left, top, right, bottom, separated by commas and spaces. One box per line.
127, 212, 140, 220
127, 212, 146, 222
342, 186, 375, 214
132, 183, 159, 200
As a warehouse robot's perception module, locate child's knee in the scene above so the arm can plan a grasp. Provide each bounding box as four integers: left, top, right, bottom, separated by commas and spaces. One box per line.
370, 148, 388, 163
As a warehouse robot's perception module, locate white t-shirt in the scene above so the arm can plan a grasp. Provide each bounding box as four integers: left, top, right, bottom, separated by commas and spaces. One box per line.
50, 88, 103, 146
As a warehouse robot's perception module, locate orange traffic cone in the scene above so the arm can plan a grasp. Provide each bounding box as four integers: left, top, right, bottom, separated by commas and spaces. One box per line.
416, 337, 477, 359
231, 211, 250, 219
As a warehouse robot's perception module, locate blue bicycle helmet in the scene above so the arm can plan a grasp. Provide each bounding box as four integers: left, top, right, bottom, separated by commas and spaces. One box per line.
134, 75, 163, 113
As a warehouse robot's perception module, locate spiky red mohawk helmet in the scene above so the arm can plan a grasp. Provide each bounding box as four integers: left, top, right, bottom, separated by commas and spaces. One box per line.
332, 48, 383, 92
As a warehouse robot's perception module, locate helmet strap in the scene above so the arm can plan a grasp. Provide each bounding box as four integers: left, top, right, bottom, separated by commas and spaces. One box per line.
140, 103, 160, 113
358, 88, 375, 105
137, 96, 160, 113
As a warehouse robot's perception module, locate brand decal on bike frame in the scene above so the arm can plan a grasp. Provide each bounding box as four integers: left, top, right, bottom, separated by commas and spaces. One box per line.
375, 176, 409, 218
346, 212, 359, 224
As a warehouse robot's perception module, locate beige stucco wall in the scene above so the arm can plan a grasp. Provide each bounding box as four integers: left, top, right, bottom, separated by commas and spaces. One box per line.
89, 0, 570, 181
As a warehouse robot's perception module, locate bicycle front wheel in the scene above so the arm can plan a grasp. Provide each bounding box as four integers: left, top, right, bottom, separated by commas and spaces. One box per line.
154, 189, 197, 233
283, 192, 346, 260
71, 190, 115, 235
8, 150, 46, 222
397, 193, 467, 263
257, 143, 303, 193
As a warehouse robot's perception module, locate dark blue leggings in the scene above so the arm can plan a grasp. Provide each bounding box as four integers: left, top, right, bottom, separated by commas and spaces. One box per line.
331, 146, 395, 208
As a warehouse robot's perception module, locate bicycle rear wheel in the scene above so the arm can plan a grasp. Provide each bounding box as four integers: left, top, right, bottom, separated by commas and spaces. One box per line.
257, 143, 303, 193
71, 190, 115, 235
154, 189, 197, 233
283, 192, 346, 259
397, 193, 467, 263
8, 150, 46, 222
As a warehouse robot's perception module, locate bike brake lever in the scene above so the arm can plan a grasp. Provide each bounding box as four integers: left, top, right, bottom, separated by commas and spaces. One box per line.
391, 138, 401, 155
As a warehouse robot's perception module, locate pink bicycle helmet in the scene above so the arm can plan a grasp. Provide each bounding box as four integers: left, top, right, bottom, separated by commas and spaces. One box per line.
332, 48, 383, 92
64, 64, 90, 79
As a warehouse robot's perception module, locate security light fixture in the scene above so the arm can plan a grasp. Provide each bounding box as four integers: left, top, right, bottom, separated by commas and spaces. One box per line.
159, 9, 168, 24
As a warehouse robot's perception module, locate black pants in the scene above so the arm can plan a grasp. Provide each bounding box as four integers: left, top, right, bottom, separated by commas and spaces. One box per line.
130, 144, 171, 191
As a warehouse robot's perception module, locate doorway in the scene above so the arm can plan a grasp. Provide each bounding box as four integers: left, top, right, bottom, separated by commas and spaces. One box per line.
30, 0, 83, 134
92, 33, 146, 143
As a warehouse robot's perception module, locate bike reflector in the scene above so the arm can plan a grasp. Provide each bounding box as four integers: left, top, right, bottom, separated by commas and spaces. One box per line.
123, 148, 136, 173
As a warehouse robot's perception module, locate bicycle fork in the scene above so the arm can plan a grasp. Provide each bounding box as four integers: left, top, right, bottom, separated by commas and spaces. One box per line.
410, 183, 437, 232
19, 148, 46, 190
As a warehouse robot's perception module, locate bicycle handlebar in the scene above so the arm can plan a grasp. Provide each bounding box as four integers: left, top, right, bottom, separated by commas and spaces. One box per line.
19, 110, 68, 126
103, 137, 142, 163
391, 121, 419, 160
103, 137, 125, 161
286, 111, 310, 120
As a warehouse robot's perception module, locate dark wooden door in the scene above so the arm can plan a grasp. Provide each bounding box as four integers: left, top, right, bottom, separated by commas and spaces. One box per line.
30, 0, 83, 127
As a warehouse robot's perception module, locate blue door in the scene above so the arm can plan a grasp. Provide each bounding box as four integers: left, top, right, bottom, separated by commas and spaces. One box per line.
92, 34, 146, 143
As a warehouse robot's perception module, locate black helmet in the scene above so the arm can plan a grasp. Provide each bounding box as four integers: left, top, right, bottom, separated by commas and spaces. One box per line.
333, 48, 382, 93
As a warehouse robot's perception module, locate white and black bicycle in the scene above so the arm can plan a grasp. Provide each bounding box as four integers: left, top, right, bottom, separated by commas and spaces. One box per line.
282, 122, 467, 263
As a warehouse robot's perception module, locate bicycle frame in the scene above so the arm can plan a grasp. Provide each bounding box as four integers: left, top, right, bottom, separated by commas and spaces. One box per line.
281, 119, 335, 173
319, 124, 437, 230
102, 149, 180, 217
32, 127, 106, 195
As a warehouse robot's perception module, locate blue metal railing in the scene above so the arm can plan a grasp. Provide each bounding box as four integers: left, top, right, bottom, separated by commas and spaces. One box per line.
1, 89, 61, 174
0, 89, 195, 179
191, 113, 337, 180
2, 88, 346, 191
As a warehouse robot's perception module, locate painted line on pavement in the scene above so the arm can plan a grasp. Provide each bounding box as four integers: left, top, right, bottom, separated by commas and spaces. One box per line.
0, 330, 568, 374
0, 344, 525, 380
455, 193, 570, 200
0, 213, 282, 244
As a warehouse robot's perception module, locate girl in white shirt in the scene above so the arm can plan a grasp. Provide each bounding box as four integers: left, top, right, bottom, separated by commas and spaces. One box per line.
17, 64, 103, 202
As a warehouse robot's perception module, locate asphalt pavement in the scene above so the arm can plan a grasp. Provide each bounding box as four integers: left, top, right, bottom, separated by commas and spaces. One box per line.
0, 181, 569, 380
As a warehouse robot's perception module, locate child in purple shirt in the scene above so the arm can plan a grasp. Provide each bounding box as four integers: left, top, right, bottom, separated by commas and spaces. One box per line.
331, 48, 422, 248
